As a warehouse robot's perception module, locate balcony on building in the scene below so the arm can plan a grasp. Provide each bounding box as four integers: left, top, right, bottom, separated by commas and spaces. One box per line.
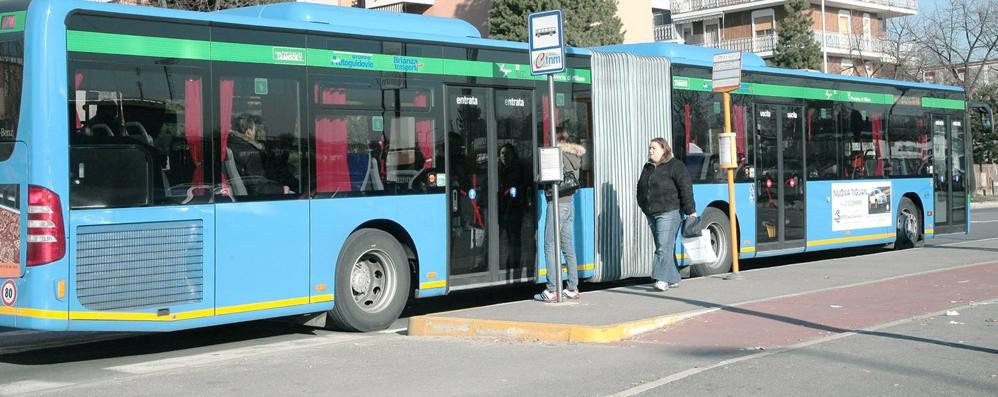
364, 0, 434, 13
671, 0, 917, 21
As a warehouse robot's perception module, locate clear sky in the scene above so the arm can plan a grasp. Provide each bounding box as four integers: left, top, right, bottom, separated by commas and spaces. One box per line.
918, 0, 943, 13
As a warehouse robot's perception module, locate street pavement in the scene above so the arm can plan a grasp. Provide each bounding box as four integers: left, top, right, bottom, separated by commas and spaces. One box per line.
0, 208, 996, 396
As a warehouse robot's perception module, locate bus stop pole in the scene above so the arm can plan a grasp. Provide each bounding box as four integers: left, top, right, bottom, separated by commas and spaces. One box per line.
722, 91, 743, 280
549, 75, 563, 302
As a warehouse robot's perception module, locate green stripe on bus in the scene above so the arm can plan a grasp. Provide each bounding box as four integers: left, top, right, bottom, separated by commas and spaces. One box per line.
673, 76, 961, 109
67, 31, 210, 60
0, 11, 26, 33
921, 97, 965, 110
66, 30, 591, 84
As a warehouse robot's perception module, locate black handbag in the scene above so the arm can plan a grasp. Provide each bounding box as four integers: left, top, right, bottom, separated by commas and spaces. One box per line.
557, 169, 580, 196
682, 214, 702, 238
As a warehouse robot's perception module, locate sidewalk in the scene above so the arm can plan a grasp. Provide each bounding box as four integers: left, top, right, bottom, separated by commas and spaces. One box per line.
409, 236, 998, 343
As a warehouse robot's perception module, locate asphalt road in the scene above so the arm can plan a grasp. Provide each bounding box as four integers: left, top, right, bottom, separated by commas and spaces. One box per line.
0, 208, 995, 396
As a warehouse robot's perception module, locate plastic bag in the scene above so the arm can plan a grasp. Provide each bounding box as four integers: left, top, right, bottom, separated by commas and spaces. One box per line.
681, 233, 717, 265
682, 215, 702, 238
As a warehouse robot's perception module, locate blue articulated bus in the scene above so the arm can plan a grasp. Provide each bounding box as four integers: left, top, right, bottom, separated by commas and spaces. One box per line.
0, 0, 987, 332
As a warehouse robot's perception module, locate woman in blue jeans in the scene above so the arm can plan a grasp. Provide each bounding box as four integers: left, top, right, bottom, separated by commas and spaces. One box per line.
535, 130, 586, 302
637, 138, 696, 291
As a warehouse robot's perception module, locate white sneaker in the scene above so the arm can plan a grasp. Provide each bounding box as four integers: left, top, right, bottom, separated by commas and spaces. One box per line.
653, 281, 669, 291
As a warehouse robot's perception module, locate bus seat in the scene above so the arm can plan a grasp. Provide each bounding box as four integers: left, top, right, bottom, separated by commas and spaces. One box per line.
360, 155, 384, 192
87, 124, 115, 137
223, 147, 248, 196
123, 122, 154, 146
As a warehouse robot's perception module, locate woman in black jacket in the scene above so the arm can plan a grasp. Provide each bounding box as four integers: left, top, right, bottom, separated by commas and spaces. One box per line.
637, 137, 696, 291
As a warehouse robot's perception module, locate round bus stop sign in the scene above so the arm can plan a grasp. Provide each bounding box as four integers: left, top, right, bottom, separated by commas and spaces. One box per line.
1, 279, 15, 307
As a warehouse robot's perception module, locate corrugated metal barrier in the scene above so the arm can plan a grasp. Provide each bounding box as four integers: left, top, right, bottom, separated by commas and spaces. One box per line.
590, 51, 672, 281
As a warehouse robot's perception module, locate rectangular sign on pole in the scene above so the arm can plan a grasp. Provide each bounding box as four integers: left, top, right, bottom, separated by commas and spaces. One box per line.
528, 10, 565, 75
712, 51, 742, 93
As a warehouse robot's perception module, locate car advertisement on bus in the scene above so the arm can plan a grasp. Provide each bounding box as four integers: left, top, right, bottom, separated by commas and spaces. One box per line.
0, 183, 19, 277
831, 182, 892, 231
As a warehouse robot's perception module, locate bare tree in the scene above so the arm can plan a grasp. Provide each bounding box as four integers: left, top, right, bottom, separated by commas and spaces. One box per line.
159, 0, 287, 11
919, 0, 998, 98
879, 16, 927, 82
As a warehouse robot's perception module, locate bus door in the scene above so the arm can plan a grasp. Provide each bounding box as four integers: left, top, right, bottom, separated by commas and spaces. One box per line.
445, 86, 537, 287
931, 114, 968, 234
754, 104, 806, 252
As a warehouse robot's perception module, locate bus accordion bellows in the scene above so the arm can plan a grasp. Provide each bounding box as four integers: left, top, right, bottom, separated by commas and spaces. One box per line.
0, 0, 991, 332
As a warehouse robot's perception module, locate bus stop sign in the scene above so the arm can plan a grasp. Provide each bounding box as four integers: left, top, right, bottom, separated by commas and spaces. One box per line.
712, 51, 741, 93
528, 10, 565, 75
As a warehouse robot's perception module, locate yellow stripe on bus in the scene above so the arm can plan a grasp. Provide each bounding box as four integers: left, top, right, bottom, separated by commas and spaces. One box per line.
215, 297, 311, 316
807, 233, 895, 247
538, 263, 596, 276
309, 294, 334, 304
70, 308, 215, 321
420, 280, 446, 289
2, 295, 334, 322
0, 306, 68, 320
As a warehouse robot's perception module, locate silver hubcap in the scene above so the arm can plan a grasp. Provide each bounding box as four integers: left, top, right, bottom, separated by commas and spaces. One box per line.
900, 209, 918, 241
707, 222, 726, 269
350, 249, 397, 313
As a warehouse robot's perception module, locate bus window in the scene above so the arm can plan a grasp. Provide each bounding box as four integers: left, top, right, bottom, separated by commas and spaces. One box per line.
672, 89, 751, 183
0, 36, 22, 161
841, 104, 888, 179
888, 113, 931, 177
68, 63, 207, 208
218, 75, 304, 200
312, 76, 443, 196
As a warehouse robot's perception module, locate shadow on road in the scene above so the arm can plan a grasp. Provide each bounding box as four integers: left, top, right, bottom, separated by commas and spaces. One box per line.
607, 288, 998, 356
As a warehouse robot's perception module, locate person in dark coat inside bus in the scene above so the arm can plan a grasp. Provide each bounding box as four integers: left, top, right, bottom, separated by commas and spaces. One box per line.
228, 113, 298, 196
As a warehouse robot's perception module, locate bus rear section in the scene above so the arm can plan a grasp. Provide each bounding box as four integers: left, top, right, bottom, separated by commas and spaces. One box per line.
0, 6, 62, 329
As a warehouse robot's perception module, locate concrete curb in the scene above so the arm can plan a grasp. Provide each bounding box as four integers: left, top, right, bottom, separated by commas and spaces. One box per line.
970, 200, 998, 209
407, 308, 717, 343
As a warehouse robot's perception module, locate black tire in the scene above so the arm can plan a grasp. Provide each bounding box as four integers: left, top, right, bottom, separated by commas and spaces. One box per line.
691, 207, 733, 277
328, 228, 411, 332
894, 197, 921, 250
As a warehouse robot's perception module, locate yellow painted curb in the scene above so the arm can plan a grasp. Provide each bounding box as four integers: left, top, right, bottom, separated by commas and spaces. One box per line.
407, 308, 718, 343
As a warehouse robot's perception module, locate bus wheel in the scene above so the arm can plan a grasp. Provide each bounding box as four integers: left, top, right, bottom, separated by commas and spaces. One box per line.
329, 229, 410, 332
895, 198, 921, 250
691, 208, 733, 277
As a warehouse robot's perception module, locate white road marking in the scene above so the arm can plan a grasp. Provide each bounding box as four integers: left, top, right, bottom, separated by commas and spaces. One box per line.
609, 299, 998, 397
0, 380, 75, 396
970, 219, 998, 223
106, 332, 369, 375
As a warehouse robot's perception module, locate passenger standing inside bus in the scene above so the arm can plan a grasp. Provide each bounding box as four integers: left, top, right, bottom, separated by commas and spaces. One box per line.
535, 129, 586, 302
228, 113, 298, 196
498, 143, 525, 268
637, 137, 696, 291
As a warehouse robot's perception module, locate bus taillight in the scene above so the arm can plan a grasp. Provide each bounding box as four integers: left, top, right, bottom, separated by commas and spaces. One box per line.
27, 185, 65, 266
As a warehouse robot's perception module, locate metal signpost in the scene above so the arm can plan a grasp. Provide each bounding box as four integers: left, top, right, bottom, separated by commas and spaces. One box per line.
712, 51, 744, 280
529, 10, 566, 302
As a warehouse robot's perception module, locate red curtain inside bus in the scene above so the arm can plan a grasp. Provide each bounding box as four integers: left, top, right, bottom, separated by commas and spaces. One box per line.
314, 86, 352, 193
185, 78, 205, 196
217, 79, 233, 196
413, 93, 434, 169
872, 115, 883, 176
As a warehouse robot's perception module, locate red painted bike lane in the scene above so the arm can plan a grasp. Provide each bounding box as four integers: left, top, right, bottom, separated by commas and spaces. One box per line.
623, 263, 998, 349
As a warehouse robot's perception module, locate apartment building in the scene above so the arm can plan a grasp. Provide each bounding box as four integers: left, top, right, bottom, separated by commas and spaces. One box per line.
923, 59, 998, 88
654, 0, 919, 77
